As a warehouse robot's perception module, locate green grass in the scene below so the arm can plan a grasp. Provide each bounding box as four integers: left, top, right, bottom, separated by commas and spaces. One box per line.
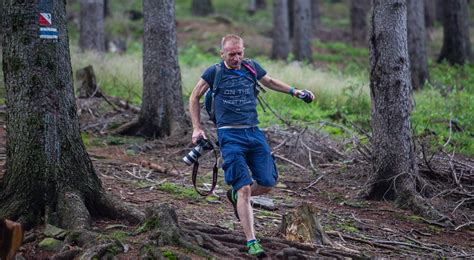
159, 182, 201, 200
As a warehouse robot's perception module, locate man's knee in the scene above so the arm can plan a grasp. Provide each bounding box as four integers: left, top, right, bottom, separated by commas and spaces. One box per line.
237, 185, 252, 200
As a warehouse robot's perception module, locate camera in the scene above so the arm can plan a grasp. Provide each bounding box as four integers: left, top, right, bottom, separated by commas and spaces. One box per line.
183, 138, 214, 166
298, 90, 313, 103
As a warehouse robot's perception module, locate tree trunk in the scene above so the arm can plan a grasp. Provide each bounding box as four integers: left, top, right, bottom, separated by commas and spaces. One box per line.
423, 0, 435, 29
248, 0, 267, 14
1, 0, 143, 228
131, 0, 188, 138
104, 0, 110, 17
288, 0, 294, 38
311, 0, 321, 36
407, 0, 429, 90
350, 0, 369, 45
435, 0, 443, 23
292, 0, 312, 62
79, 0, 106, 52
272, 0, 291, 60
368, 0, 419, 206
437, 0, 471, 65
191, 0, 214, 16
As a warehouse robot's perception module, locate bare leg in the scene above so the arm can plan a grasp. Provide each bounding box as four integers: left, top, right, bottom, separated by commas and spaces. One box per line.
236, 185, 255, 241
251, 182, 272, 196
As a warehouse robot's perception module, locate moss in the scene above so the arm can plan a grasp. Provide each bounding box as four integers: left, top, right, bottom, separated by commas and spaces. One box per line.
336, 222, 359, 233
161, 249, 177, 260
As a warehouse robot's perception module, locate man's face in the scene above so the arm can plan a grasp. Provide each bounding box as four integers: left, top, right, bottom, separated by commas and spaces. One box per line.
221, 40, 244, 69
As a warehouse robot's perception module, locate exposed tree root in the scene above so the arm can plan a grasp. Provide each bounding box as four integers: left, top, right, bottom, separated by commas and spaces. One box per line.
139, 203, 365, 259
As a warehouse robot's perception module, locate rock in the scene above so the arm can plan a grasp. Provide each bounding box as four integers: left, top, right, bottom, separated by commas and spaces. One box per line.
44, 224, 67, 239
38, 238, 63, 252
250, 196, 276, 210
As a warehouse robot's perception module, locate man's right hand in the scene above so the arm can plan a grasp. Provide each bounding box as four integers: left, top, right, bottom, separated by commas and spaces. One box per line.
192, 128, 207, 144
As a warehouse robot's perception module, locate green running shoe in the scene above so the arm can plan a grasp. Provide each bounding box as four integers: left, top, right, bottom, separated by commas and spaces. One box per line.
226, 189, 239, 220
247, 240, 266, 258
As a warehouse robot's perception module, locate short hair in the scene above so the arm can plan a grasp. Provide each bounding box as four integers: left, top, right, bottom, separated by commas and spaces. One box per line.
220, 34, 243, 50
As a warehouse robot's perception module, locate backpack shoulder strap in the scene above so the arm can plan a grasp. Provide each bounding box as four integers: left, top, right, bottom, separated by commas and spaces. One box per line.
242, 59, 257, 79
212, 63, 223, 93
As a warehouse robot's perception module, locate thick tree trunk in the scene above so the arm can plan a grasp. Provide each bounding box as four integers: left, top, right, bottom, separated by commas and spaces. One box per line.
311, 0, 321, 35
191, 0, 214, 16
350, 0, 369, 45
133, 0, 188, 138
292, 0, 312, 62
79, 0, 106, 52
407, 0, 429, 90
435, 0, 443, 23
1, 1, 143, 228
272, 0, 291, 60
368, 0, 419, 205
437, 0, 471, 65
424, 0, 435, 29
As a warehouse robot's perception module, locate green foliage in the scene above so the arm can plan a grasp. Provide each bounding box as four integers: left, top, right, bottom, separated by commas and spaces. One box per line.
161, 249, 178, 260
110, 230, 129, 242
159, 182, 200, 200
412, 62, 474, 155
336, 221, 359, 233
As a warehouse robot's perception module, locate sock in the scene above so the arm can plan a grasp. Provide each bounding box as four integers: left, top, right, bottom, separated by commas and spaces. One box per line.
247, 239, 256, 246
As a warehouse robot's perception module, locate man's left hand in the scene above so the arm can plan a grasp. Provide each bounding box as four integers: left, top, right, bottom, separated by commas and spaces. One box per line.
294, 89, 315, 103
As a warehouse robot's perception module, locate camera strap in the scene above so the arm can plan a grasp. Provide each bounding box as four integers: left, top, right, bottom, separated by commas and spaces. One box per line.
192, 149, 218, 196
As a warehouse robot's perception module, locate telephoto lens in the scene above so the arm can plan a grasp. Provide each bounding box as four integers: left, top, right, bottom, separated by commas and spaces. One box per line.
299, 90, 313, 103
183, 138, 214, 166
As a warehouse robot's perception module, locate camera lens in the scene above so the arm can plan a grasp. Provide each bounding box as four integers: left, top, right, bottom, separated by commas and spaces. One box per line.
182, 147, 202, 165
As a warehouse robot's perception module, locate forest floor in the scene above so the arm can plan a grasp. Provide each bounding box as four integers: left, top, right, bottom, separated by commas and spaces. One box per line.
0, 100, 473, 259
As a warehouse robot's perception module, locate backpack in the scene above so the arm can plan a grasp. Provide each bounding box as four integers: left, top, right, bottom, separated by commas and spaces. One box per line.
204, 59, 265, 124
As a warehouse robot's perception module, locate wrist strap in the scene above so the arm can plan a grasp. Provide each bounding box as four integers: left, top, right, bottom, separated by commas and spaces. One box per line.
289, 87, 296, 96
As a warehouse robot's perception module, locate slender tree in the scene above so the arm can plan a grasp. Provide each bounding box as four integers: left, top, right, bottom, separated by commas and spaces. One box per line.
350, 0, 369, 45
437, 0, 471, 65
191, 0, 214, 16
293, 0, 312, 61
79, 0, 106, 52
272, 0, 291, 60
368, 0, 425, 213
288, 0, 294, 38
248, 0, 267, 14
311, 0, 321, 34
1, 1, 142, 228
407, 0, 429, 90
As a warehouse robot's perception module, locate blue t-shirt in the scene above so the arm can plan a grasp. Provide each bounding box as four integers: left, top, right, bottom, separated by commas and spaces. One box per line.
201, 60, 267, 128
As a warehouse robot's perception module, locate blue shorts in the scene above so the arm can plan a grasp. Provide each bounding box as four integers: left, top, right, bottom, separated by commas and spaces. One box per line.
217, 127, 278, 191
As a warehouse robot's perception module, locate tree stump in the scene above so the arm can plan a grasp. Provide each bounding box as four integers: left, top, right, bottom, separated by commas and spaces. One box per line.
279, 203, 333, 246
76, 65, 102, 98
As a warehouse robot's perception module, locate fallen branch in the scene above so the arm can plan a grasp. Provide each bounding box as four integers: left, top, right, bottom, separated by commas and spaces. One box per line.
273, 153, 307, 170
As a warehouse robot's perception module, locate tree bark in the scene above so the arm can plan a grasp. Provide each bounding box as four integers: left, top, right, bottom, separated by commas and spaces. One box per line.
407, 0, 429, 90
288, 0, 294, 38
79, 0, 106, 52
437, 0, 472, 65
423, 0, 435, 29
123, 0, 188, 138
350, 0, 369, 45
1, 0, 143, 228
311, 0, 321, 34
292, 0, 312, 62
435, 0, 443, 23
191, 0, 214, 16
368, 0, 419, 206
272, 0, 291, 60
